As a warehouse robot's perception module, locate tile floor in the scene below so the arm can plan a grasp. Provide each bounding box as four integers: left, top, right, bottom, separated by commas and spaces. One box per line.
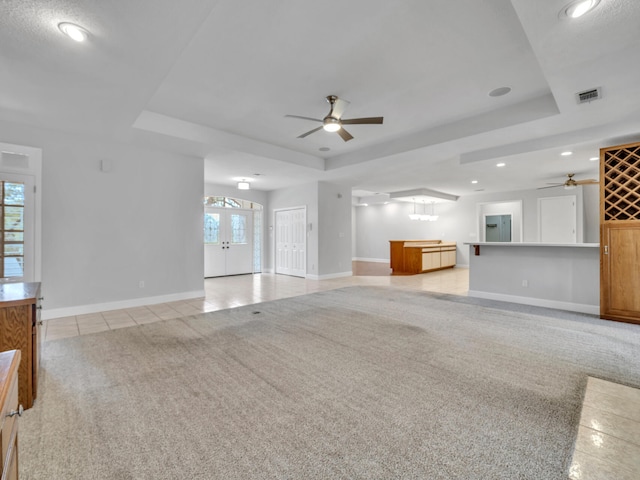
42, 262, 640, 478
569, 377, 640, 479
44, 263, 469, 341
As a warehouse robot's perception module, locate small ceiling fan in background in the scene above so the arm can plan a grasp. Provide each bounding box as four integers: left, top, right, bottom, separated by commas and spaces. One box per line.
285, 95, 383, 142
538, 173, 599, 190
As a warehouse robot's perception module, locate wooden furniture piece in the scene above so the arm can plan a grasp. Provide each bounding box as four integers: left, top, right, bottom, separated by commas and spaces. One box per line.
0, 350, 21, 480
389, 240, 456, 274
600, 142, 640, 324
0, 283, 41, 409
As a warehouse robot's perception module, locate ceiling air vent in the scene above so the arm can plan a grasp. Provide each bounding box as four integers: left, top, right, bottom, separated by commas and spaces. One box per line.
576, 87, 601, 104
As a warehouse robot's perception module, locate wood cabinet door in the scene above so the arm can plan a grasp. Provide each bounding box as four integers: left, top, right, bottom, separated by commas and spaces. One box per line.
0, 305, 33, 407
600, 222, 640, 323
441, 250, 456, 267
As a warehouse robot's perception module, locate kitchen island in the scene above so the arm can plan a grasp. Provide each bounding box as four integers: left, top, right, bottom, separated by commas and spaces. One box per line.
390, 240, 457, 275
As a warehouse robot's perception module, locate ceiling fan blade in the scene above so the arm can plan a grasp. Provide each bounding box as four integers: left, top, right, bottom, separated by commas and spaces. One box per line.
337, 128, 354, 142
331, 97, 350, 119
537, 185, 562, 190
341, 117, 384, 125
297, 126, 323, 138
575, 179, 599, 185
285, 115, 322, 123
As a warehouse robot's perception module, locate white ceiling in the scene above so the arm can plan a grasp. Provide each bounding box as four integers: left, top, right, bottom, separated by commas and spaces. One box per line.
2, 0, 640, 199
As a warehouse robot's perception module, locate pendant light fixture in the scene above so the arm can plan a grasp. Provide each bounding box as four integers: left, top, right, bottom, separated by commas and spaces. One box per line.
237, 179, 250, 190
408, 198, 420, 220
428, 201, 438, 221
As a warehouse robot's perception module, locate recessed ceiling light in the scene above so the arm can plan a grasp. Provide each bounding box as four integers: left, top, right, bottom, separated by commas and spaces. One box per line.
471, 180, 478, 184
496, 163, 506, 167
561, 151, 573, 156
58, 22, 89, 42
319, 147, 330, 152
488, 87, 512, 97
561, 0, 600, 19
589, 157, 599, 161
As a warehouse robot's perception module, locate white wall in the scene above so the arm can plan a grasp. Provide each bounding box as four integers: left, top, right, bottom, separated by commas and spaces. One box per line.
354, 185, 598, 267
317, 182, 352, 277
582, 184, 600, 243
468, 244, 599, 314
0, 120, 204, 317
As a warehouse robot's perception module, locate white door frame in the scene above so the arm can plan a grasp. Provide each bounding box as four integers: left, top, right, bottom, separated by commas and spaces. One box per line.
204, 207, 254, 277
273, 206, 307, 277
0, 142, 42, 282
476, 200, 523, 242
482, 212, 513, 243
538, 195, 577, 244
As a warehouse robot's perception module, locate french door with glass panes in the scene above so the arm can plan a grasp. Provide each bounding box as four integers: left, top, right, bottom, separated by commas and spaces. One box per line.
204, 208, 253, 277
0, 174, 34, 283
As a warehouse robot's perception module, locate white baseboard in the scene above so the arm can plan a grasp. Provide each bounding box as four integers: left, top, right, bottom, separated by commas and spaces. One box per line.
306, 271, 353, 280
352, 257, 389, 264
42, 289, 206, 320
467, 290, 599, 315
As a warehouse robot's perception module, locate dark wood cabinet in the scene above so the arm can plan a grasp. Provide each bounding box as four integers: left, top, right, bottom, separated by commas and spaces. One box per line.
0, 283, 41, 409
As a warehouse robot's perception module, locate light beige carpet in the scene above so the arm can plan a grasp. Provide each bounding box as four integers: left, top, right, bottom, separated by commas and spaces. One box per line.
20, 286, 640, 479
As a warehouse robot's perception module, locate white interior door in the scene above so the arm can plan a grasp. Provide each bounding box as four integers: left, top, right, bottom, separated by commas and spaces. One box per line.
539, 196, 576, 243
275, 207, 306, 277
204, 208, 253, 277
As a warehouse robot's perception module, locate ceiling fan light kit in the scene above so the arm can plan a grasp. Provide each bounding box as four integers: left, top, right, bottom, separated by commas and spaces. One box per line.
286, 95, 383, 142
538, 173, 598, 190
322, 118, 341, 132
561, 0, 600, 18
58, 22, 89, 42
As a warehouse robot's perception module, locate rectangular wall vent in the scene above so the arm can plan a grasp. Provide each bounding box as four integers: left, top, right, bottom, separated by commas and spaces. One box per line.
576, 87, 601, 104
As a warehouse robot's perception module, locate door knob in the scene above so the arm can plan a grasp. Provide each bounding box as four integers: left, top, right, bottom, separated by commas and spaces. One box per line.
7, 405, 23, 417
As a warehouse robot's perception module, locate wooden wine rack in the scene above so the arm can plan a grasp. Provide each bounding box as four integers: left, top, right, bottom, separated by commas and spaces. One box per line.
600, 141, 640, 324
601, 142, 640, 222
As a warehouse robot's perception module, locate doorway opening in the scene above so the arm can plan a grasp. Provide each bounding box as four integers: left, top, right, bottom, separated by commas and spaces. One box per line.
203, 196, 262, 277
484, 214, 512, 242
476, 200, 522, 242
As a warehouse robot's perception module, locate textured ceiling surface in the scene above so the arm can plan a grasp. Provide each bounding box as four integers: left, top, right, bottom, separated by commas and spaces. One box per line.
1, 0, 640, 196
